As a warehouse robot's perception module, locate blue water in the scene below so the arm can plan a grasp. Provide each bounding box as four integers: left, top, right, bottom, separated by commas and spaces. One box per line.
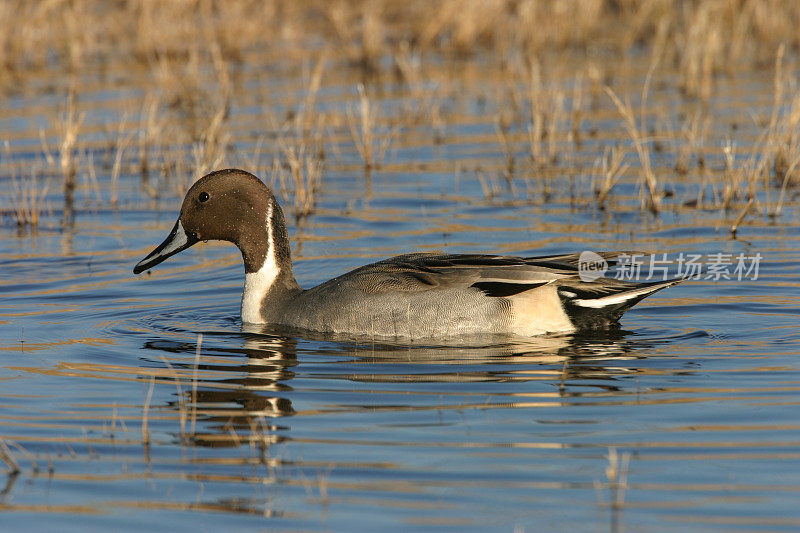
2, 181, 800, 531
2, 59, 800, 531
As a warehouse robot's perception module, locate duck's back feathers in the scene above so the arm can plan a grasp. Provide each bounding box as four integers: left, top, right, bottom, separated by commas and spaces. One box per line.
339, 253, 573, 295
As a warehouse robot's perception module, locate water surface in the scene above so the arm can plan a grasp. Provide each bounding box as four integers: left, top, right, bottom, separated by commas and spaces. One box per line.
2, 51, 800, 532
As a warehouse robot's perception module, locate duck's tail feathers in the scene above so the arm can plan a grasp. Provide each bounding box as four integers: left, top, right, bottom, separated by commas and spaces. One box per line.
558, 277, 685, 329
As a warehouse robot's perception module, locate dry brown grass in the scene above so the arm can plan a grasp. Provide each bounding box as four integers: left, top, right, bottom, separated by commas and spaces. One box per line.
8, 169, 50, 228
1, 0, 799, 227
12, 2, 800, 72
58, 92, 83, 222
1, 1, 798, 87
767, 46, 800, 193
272, 112, 325, 218
0, 439, 21, 474
593, 146, 629, 210
605, 86, 662, 213
346, 84, 395, 172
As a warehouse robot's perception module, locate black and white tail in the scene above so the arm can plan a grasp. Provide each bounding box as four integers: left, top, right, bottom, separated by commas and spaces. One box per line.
557, 277, 685, 329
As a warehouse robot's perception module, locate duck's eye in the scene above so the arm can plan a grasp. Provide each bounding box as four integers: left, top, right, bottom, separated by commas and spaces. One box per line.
198, 192, 210, 203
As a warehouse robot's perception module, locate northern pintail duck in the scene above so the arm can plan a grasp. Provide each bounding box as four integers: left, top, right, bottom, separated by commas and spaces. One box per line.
134, 169, 683, 339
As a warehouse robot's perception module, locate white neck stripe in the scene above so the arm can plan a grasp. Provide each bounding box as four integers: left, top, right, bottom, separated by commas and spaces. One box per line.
241, 202, 280, 323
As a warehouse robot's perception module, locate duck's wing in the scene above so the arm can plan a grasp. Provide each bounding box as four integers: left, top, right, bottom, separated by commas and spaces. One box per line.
344, 253, 579, 295
520, 251, 639, 269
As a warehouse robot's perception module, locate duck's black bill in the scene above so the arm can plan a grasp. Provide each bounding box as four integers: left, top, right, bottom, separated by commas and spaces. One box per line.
133, 219, 198, 274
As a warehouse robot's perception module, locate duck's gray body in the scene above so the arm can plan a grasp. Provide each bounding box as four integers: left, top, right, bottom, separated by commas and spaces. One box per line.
134, 169, 683, 341
261, 254, 554, 337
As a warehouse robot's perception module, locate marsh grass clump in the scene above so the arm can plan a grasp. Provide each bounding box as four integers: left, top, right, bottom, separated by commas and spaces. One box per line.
766, 47, 800, 193
278, 137, 324, 219
605, 86, 662, 214
593, 146, 628, 210
326, 1, 385, 74
674, 110, 710, 177
138, 93, 166, 194
265, 58, 329, 219
521, 61, 575, 199
58, 93, 84, 223
346, 84, 395, 172
272, 116, 325, 219
9, 170, 51, 228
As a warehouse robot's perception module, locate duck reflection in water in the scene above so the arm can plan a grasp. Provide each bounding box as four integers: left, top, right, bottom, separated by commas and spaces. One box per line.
145, 332, 298, 449
143, 322, 677, 451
